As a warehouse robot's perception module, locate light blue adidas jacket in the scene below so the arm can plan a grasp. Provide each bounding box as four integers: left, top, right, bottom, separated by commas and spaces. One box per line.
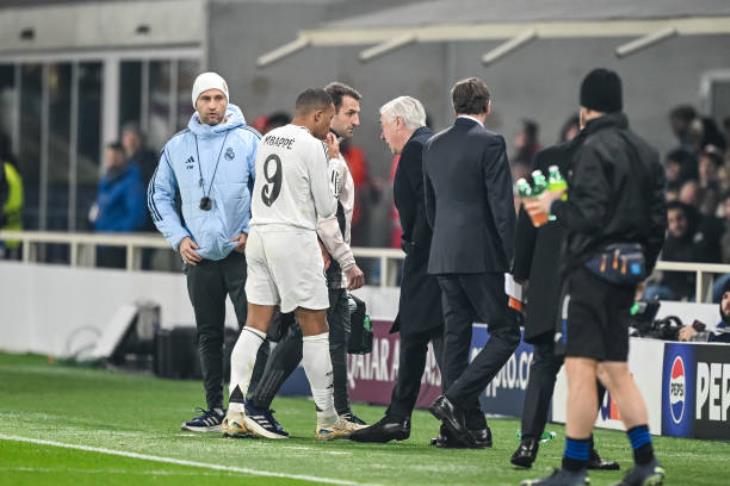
148, 104, 260, 261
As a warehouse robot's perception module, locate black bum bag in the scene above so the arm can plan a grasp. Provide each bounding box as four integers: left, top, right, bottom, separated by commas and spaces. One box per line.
584, 243, 647, 286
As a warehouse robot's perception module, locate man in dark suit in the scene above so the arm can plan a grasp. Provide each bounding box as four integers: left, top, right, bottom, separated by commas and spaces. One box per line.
423, 77, 520, 448
351, 96, 444, 443
510, 139, 618, 470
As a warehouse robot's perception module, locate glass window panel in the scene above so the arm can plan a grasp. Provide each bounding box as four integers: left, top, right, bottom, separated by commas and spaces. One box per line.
177, 60, 198, 130
119, 61, 142, 130
19, 64, 42, 230
47, 63, 72, 231
76, 62, 102, 231
148, 60, 171, 150
0, 65, 15, 157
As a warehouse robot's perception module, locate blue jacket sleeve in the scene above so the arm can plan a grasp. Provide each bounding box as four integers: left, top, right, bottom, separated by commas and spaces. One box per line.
148, 148, 190, 250
242, 136, 258, 234
122, 169, 147, 232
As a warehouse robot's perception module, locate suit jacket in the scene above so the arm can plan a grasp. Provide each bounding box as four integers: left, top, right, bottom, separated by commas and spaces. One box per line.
512, 139, 581, 342
392, 126, 443, 335
423, 117, 515, 275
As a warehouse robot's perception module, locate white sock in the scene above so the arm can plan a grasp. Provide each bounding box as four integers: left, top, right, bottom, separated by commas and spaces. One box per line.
302, 332, 338, 425
228, 327, 267, 412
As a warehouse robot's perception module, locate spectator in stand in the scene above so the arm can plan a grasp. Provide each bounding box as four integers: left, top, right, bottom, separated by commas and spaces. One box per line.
720, 192, 730, 264
668, 105, 697, 153
690, 117, 727, 154
511, 119, 541, 182
121, 122, 157, 188
251, 111, 292, 135
665, 149, 697, 193
90, 142, 147, 268
697, 147, 724, 216
645, 202, 703, 300
345, 134, 380, 247
0, 132, 23, 260
679, 180, 723, 262
558, 114, 580, 143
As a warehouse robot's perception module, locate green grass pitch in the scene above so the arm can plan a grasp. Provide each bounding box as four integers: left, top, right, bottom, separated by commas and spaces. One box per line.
0, 352, 727, 485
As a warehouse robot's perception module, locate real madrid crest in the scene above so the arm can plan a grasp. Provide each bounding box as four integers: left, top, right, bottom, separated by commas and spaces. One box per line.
225, 147, 235, 161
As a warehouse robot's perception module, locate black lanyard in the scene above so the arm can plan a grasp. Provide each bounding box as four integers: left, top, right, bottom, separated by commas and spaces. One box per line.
194, 131, 229, 210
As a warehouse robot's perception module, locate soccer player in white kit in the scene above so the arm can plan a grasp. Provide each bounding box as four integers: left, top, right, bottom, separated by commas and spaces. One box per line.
223, 88, 365, 440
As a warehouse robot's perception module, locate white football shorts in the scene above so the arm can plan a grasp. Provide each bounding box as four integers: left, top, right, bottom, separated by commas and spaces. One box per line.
245, 226, 329, 313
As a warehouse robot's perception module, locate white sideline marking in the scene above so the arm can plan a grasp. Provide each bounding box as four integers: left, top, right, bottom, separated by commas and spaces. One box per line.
0, 434, 376, 486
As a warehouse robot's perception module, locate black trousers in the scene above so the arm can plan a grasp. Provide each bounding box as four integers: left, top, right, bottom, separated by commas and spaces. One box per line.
185, 251, 268, 410
386, 327, 445, 421
250, 288, 352, 414
437, 273, 521, 429
520, 334, 607, 440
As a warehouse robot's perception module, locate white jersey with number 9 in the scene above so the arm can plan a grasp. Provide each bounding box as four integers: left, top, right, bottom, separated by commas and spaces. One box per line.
250, 124, 336, 231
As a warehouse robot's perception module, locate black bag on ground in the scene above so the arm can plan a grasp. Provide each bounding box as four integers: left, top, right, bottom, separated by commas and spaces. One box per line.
347, 294, 373, 355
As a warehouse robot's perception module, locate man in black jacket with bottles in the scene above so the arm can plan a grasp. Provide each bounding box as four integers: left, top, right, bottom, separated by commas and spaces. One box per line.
511, 137, 618, 470
522, 69, 666, 486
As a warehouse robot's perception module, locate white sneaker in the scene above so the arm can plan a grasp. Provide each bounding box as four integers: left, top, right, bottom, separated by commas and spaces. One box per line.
316, 416, 367, 440
222, 410, 249, 438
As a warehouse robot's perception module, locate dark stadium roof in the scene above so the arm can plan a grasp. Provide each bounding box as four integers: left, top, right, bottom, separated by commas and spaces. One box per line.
324, 0, 730, 30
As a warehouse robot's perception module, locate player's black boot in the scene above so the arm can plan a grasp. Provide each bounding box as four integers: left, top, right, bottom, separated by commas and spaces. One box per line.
520, 468, 589, 486
588, 448, 620, 470
613, 459, 665, 486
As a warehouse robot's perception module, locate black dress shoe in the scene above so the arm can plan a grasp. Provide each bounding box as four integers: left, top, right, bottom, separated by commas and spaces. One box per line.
349, 416, 410, 443
511, 438, 539, 468
467, 426, 492, 448
587, 448, 620, 470
430, 425, 491, 449
429, 395, 473, 446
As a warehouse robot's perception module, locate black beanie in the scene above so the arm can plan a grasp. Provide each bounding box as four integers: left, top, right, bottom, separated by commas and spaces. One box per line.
580, 68, 623, 113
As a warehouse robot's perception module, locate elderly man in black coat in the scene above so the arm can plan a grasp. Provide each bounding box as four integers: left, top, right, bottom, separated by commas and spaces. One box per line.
423, 78, 521, 448
350, 96, 444, 443
510, 137, 618, 471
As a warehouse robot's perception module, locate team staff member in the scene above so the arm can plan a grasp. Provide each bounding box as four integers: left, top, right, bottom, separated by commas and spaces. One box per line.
149, 72, 268, 432
523, 69, 666, 486
351, 96, 445, 443
424, 77, 520, 448
244, 82, 366, 436
511, 140, 617, 470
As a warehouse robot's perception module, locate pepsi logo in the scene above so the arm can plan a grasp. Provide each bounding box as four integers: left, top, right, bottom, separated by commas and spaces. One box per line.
669, 356, 686, 424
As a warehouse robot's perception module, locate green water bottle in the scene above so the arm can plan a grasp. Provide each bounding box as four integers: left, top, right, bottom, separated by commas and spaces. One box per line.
516, 178, 532, 198
531, 170, 548, 196
548, 165, 568, 201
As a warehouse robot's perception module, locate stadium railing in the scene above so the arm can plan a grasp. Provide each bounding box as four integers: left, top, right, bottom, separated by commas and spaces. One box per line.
1, 230, 728, 302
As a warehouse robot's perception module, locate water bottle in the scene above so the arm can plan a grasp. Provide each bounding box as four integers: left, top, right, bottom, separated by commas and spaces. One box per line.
528, 170, 549, 227
531, 170, 548, 196
516, 178, 532, 198
548, 165, 568, 201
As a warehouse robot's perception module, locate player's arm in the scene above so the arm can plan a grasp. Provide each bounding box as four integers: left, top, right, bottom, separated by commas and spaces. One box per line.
311, 140, 364, 289
311, 142, 354, 269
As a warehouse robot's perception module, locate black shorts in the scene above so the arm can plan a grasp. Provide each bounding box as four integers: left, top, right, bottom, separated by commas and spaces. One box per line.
560, 267, 634, 362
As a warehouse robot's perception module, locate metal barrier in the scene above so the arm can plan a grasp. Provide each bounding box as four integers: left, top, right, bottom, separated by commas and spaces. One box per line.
1, 230, 728, 301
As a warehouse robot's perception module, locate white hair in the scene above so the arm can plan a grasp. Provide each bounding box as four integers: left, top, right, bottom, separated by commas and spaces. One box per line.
379, 96, 426, 130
